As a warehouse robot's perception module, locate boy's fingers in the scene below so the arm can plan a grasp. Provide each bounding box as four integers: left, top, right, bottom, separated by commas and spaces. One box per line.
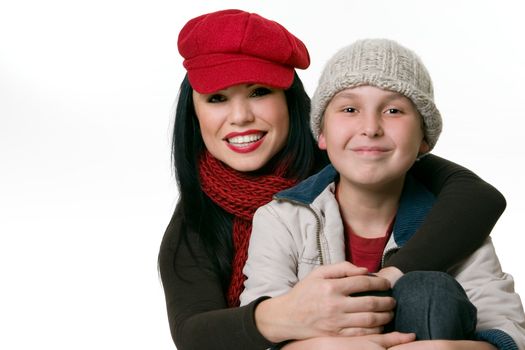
312, 262, 368, 279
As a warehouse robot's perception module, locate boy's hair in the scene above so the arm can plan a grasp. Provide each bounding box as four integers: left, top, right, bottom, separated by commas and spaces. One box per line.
310, 38, 442, 152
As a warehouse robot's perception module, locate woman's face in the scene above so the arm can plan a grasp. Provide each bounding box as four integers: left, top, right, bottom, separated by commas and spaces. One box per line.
193, 84, 289, 172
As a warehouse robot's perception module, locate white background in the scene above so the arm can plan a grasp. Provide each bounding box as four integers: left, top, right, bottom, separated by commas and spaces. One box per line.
1, 1, 524, 349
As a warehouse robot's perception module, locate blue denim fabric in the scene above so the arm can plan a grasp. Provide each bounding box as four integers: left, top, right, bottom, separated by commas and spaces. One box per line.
390, 271, 477, 340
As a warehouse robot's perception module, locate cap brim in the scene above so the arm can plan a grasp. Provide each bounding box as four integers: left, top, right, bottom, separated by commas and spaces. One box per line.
186, 55, 295, 94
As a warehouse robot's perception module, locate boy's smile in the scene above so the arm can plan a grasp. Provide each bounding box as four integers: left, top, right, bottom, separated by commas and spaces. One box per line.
318, 85, 429, 190
350, 145, 392, 158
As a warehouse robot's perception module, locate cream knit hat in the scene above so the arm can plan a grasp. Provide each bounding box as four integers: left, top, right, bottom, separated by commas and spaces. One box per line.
311, 39, 442, 151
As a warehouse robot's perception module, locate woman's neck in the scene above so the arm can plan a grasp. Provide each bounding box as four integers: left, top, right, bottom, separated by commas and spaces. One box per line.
336, 176, 405, 238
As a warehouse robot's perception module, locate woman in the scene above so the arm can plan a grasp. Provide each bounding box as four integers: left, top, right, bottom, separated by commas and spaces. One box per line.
158, 9, 506, 350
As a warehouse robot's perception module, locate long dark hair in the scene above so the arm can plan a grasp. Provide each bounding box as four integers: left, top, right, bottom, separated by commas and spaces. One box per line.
170, 73, 328, 290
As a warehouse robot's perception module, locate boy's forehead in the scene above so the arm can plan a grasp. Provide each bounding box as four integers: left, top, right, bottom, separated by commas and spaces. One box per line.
332, 86, 406, 100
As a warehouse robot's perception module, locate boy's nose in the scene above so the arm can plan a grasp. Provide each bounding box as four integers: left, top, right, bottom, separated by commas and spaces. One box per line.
361, 114, 384, 137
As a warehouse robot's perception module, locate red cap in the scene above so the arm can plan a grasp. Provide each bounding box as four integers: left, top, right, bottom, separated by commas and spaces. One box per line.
178, 9, 310, 94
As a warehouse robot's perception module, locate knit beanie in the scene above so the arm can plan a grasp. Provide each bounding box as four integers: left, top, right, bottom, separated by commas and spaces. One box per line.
310, 39, 442, 151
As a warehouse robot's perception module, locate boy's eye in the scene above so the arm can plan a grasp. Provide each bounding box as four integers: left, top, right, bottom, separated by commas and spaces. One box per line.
343, 107, 357, 113
386, 108, 401, 114
207, 94, 226, 103
251, 87, 272, 97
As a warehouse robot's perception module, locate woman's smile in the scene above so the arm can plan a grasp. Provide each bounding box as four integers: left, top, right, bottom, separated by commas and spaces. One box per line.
225, 131, 267, 153
193, 84, 289, 171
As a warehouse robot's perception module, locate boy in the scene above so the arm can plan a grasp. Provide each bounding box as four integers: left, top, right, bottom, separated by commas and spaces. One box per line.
240, 39, 525, 349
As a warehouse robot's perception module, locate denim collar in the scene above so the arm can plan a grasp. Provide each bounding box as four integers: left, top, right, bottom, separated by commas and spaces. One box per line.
274, 164, 435, 245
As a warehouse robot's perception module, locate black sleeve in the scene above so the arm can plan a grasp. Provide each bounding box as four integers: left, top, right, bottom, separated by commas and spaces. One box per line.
158, 204, 273, 350
384, 154, 506, 273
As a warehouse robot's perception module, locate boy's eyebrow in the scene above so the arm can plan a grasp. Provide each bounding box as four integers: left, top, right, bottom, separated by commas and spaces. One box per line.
383, 93, 407, 103
332, 91, 358, 99
333, 89, 405, 101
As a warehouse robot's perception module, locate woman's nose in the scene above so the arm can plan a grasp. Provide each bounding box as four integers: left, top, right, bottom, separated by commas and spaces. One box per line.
228, 100, 255, 125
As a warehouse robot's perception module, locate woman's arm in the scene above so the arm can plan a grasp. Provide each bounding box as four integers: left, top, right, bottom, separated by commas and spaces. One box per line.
158, 205, 273, 350
281, 332, 416, 350
253, 262, 395, 343
389, 340, 497, 350
159, 206, 396, 349
384, 154, 506, 274
242, 204, 396, 343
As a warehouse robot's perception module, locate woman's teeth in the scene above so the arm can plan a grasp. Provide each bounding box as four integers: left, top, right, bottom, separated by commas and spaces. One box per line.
228, 133, 263, 145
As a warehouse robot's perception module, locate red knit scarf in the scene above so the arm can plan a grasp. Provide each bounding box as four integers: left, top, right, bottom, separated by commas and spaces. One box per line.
199, 150, 297, 307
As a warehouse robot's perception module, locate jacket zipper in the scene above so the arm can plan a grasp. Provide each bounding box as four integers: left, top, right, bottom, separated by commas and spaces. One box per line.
381, 247, 399, 268
306, 206, 324, 265
277, 197, 325, 266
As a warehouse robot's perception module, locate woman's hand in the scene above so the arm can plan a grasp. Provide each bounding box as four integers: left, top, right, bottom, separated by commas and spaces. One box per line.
375, 266, 404, 287
281, 332, 415, 350
255, 262, 396, 343
389, 340, 497, 350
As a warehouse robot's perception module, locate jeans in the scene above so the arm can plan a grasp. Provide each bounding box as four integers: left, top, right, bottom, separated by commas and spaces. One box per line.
390, 271, 477, 340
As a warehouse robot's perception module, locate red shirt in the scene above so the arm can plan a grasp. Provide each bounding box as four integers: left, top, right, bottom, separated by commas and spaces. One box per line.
343, 220, 393, 273
335, 184, 394, 272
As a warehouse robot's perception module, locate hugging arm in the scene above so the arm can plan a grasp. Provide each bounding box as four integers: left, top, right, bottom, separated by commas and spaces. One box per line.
160, 205, 393, 349
242, 204, 396, 344
384, 154, 506, 273
158, 205, 273, 350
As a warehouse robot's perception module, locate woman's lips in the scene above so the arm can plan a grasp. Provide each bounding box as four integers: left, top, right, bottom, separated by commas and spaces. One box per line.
224, 130, 266, 153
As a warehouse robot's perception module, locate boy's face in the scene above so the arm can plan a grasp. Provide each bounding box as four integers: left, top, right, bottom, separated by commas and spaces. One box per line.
318, 85, 429, 189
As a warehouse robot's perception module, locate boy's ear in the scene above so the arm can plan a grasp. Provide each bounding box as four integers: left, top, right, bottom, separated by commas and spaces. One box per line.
419, 140, 430, 154
318, 132, 327, 150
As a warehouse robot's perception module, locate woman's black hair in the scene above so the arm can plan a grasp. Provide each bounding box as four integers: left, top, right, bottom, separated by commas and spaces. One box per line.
170, 73, 328, 290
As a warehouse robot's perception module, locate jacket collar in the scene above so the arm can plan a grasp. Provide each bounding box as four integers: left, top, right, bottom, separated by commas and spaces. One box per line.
394, 174, 436, 245
275, 164, 435, 244
275, 164, 338, 204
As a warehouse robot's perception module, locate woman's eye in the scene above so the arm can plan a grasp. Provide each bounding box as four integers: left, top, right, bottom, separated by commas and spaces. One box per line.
343, 107, 357, 113
251, 87, 272, 97
207, 94, 226, 103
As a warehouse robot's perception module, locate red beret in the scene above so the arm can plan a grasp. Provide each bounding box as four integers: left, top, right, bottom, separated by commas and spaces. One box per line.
178, 9, 310, 94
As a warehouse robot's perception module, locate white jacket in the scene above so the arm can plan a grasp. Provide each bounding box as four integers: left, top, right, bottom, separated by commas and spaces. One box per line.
241, 165, 525, 350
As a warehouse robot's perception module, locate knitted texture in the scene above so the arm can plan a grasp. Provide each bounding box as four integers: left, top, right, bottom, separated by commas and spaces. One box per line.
311, 38, 442, 151
178, 9, 310, 93
199, 150, 297, 307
